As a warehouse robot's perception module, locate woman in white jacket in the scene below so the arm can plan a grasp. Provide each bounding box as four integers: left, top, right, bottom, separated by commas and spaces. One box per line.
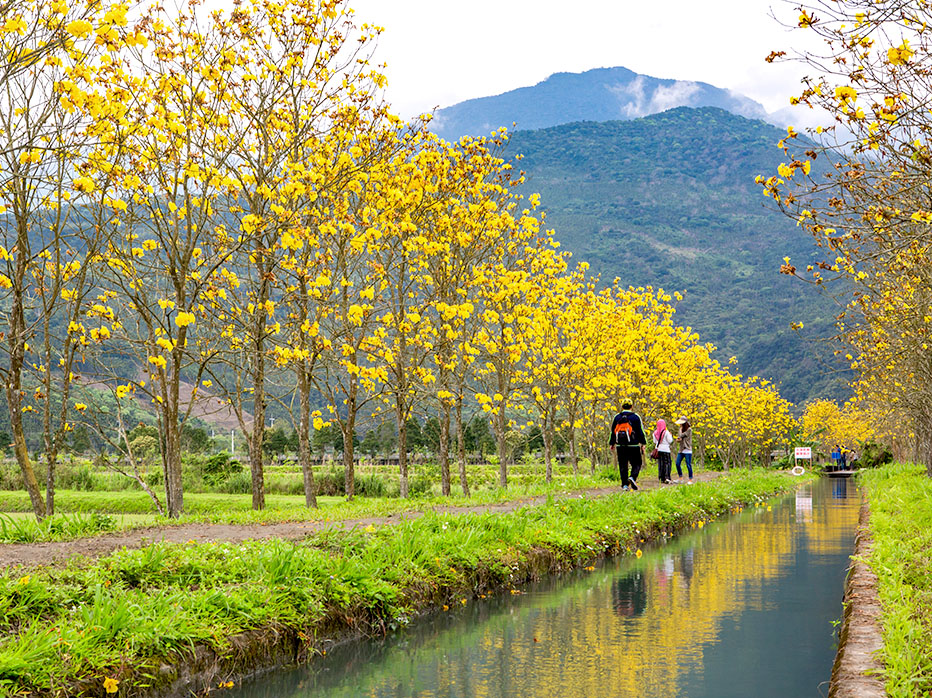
653, 419, 674, 484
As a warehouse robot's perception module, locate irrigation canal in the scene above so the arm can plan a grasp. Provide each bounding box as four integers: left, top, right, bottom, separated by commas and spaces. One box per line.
229, 477, 860, 697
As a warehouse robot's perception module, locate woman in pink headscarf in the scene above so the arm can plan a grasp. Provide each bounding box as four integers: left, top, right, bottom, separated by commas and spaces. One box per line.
654, 419, 674, 484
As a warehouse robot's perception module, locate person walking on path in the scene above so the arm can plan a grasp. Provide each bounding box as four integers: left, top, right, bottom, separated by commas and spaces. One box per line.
654, 419, 674, 484
674, 416, 694, 484
609, 401, 647, 490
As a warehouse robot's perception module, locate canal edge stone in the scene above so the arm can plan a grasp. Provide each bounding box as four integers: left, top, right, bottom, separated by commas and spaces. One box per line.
828, 496, 886, 698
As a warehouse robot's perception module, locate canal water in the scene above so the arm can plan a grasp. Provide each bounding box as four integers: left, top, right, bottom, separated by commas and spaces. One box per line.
230, 477, 860, 698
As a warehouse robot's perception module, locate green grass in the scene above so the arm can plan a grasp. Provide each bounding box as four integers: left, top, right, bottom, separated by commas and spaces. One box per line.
0, 490, 352, 515
860, 463, 932, 697
0, 513, 119, 543
0, 468, 797, 697
0, 513, 159, 543
0, 474, 613, 539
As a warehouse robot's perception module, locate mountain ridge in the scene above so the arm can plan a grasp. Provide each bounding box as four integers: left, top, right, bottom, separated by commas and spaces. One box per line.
430, 66, 782, 142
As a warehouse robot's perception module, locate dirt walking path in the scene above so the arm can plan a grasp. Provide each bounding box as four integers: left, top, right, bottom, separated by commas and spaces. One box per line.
0, 472, 721, 569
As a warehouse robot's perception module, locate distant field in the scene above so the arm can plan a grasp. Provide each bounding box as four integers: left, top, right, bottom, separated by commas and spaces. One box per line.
0, 468, 611, 529
0, 490, 351, 516
2, 511, 159, 527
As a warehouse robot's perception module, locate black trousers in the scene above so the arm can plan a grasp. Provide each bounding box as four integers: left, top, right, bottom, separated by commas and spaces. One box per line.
658, 451, 672, 482
616, 446, 642, 485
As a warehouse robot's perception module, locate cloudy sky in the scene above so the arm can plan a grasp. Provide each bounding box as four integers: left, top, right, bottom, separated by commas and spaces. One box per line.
349, 0, 821, 121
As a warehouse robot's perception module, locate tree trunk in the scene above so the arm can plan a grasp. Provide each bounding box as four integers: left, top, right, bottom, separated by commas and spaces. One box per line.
569, 427, 579, 475
567, 406, 579, 475
249, 340, 267, 511
43, 355, 74, 517
455, 397, 469, 497
5, 251, 46, 519
116, 409, 165, 516
44, 449, 59, 517
396, 401, 409, 498
495, 409, 507, 488
542, 413, 553, 484
163, 419, 184, 517
9, 404, 45, 519
439, 403, 451, 496
298, 367, 317, 508
42, 334, 55, 517
342, 393, 356, 500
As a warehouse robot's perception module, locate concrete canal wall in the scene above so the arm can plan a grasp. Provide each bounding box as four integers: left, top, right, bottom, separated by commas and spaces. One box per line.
829, 498, 886, 698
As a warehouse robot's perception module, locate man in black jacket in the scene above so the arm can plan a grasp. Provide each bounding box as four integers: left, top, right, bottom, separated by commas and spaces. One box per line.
609, 401, 647, 490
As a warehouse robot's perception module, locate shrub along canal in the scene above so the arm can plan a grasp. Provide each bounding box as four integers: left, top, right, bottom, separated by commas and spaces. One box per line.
228, 477, 859, 698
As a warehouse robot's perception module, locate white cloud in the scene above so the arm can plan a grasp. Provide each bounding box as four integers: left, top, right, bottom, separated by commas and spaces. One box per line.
615, 76, 647, 119
649, 81, 702, 112
613, 78, 703, 119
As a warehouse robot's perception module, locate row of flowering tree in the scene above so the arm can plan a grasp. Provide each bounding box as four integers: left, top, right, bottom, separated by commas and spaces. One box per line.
0, 0, 797, 519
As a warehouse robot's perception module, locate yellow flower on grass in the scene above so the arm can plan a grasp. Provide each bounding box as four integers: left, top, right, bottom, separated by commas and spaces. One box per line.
103, 676, 119, 693
635, 549, 642, 558
74, 402, 87, 411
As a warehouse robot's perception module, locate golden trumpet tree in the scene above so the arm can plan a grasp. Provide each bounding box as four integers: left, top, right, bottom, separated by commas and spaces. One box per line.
0, 0, 111, 518
30, 201, 104, 516
697, 370, 795, 470
518, 256, 588, 483
562, 282, 795, 472
417, 132, 531, 495
84, 1, 248, 517
554, 286, 610, 474
308, 124, 408, 500
799, 398, 874, 455
366, 134, 443, 499
764, 0, 932, 470
472, 208, 552, 487
202, 0, 386, 510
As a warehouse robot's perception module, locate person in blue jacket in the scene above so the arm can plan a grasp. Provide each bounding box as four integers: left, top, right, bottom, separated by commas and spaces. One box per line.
609, 401, 647, 490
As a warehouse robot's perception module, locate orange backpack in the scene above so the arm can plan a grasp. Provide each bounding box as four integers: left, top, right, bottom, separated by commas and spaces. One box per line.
614, 415, 633, 444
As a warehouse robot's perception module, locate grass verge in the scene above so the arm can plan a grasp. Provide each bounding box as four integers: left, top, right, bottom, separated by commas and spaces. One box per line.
0, 469, 797, 697
860, 462, 932, 697
0, 475, 612, 542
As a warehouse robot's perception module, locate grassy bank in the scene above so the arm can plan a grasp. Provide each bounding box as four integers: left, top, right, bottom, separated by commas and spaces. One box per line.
0, 469, 797, 697
860, 463, 932, 697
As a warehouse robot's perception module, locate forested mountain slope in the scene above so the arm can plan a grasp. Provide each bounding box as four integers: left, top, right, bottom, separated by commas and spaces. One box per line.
507, 107, 845, 404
